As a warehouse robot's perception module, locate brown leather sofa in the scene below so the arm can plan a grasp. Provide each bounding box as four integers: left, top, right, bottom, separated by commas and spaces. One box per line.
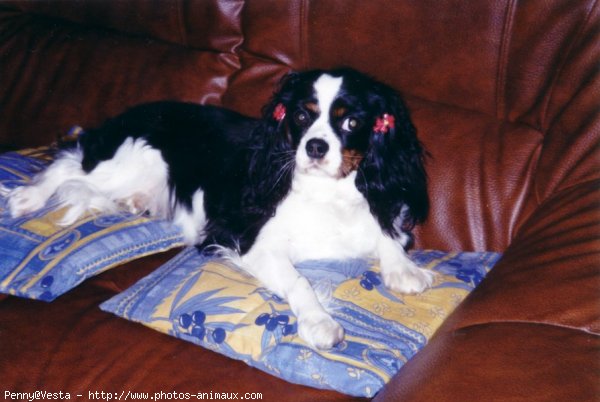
1, 1, 598, 401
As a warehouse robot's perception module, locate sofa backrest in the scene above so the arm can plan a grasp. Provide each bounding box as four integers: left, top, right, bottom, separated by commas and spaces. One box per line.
0, 0, 243, 146
0, 0, 597, 252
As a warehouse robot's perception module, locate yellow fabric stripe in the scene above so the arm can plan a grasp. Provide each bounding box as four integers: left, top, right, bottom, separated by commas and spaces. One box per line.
19, 218, 154, 292
0, 215, 97, 288
0, 166, 33, 181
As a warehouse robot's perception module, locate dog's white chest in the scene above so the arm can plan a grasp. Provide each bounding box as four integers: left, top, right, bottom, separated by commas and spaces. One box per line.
260, 172, 381, 262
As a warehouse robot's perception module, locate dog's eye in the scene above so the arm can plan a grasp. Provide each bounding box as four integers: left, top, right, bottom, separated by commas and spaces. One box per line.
341, 117, 360, 132
293, 110, 310, 127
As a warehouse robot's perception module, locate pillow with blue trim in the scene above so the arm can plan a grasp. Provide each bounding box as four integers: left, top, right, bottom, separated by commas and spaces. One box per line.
101, 247, 501, 397
0, 148, 185, 301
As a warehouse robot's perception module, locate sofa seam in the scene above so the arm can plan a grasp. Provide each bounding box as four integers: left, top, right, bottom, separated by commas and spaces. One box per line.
449, 319, 600, 338
175, 0, 189, 48
533, 0, 598, 207
215, 0, 245, 105
494, 0, 517, 121
539, 0, 598, 134
299, 0, 309, 69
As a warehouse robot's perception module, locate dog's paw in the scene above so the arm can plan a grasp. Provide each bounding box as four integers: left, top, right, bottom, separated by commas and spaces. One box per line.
119, 193, 149, 215
382, 262, 436, 295
6, 186, 47, 217
298, 312, 344, 350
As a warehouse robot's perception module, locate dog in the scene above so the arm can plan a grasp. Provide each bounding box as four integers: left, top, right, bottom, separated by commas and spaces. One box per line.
5, 68, 434, 350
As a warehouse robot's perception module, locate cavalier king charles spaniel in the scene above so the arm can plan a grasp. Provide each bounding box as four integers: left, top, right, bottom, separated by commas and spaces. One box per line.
5, 68, 434, 350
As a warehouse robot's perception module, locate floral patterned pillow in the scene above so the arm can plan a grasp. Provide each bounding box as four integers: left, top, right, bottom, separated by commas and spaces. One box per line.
0, 148, 184, 301
101, 247, 500, 397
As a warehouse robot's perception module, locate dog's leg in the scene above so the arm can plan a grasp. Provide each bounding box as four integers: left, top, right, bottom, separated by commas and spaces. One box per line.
241, 249, 344, 350
378, 234, 435, 294
6, 150, 84, 218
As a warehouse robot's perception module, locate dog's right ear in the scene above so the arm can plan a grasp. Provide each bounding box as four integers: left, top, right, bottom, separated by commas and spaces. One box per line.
244, 72, 300, 219
258, 72, 302, 145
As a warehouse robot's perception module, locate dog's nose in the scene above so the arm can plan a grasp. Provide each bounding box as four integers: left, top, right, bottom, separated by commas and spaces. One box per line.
305, 138, 329, 160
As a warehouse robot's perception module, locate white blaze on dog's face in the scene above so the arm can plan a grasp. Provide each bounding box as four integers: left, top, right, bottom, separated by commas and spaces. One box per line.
294, 74, 345, 178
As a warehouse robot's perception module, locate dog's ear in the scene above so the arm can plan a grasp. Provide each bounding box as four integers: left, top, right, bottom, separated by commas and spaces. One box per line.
244, 72, 300, 218
356, 83, 429, 238
262, 72, 300, 118
257, 72, 302, 147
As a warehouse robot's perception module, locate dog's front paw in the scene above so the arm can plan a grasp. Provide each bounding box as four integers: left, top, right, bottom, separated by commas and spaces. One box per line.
6, 186, 46, 218
298, 312, 344, 350
382, 262, 435, 295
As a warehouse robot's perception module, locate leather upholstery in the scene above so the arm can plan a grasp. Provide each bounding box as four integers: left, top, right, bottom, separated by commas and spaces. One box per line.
0, 1, 598, 400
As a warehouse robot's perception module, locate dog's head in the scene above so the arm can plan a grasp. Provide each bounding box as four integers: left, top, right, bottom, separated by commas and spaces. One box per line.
256, 68, 429, 236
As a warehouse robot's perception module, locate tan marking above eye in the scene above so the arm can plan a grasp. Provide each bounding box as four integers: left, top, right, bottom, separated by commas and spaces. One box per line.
305, 102, 319, 113
333, 107, 347, 117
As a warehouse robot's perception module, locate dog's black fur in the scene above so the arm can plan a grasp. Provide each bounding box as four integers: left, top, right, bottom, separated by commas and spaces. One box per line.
67, 68, 428, 253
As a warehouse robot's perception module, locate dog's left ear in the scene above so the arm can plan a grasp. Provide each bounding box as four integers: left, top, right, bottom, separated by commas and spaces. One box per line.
356, 84, 429, 238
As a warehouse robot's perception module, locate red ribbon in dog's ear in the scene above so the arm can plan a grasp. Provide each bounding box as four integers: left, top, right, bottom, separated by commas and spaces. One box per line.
373, 113, 395, 134
273, 103, 287, 122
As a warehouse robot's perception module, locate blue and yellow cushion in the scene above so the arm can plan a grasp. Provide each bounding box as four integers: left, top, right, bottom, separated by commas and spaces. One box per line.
0, 148, 185, 301
101, 247, 501, 397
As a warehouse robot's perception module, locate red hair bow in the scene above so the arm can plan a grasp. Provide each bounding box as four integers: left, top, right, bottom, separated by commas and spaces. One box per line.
273, 103, 286, 121
373, 113, 395, 134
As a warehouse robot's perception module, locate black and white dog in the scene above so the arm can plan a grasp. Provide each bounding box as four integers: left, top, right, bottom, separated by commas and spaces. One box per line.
5, 68, 434, 349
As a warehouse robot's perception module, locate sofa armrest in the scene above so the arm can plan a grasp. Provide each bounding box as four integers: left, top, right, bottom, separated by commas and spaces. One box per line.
450, 180, 600, 332
376, 180, 600, 400
375, 323, 599, 402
